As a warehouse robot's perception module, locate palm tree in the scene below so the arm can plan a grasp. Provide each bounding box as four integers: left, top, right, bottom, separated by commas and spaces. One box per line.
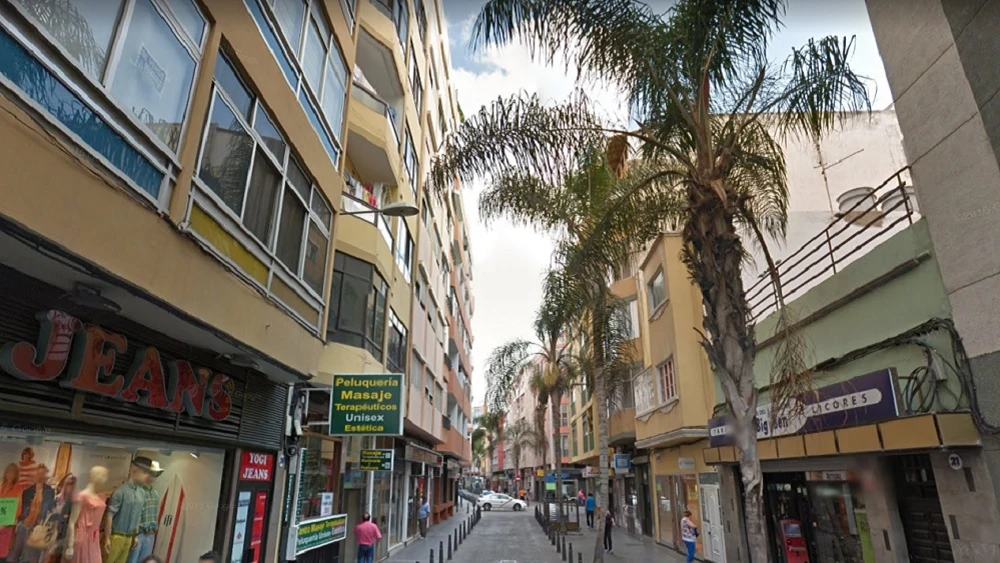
505, 419, 542, 493
476, 412, 503, 486
431, 2, 870, 559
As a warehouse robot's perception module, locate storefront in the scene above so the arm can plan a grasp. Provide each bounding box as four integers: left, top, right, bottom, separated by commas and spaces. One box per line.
404, 442, 441, 534
649, 442, 711, 555
632, 456, 655, 538
0, 266, 289, 563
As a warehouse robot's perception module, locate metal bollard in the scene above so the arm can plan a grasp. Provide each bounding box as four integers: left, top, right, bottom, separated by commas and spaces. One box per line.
568, 543, 573, 562
556, 532, 562, 554
429, 549, 434, 563
439, 541, 444, 563
578, 552, 583, 563
561, 536, 566, 561
448, 535, 453, 560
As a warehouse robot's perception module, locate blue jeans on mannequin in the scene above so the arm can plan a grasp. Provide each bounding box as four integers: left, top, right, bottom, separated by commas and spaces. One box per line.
357, 544, 375, 563
684, 540, 696, 562
127, 532, 155, 563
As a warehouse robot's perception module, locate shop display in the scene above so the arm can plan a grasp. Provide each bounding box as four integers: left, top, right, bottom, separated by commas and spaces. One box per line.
0, 436, 222, 563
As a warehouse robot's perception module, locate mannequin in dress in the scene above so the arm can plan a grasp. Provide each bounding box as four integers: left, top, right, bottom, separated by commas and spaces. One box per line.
63, 466, 108, 563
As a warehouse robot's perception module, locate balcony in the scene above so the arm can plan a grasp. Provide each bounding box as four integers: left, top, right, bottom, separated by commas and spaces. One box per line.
609, 408, 636, 445
347, 81, 402, 186
436, 425, 470, 461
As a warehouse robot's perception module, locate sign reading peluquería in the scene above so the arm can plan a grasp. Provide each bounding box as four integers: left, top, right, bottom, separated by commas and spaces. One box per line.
330, 373, 404, 435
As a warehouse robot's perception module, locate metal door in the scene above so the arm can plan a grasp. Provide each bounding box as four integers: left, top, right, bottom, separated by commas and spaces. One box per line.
892, 454, 953, 563
700, 484, 727, 562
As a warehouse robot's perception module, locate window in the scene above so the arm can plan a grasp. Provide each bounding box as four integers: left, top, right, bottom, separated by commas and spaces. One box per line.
328, 253, 388, 361
647, 269, 667, 313
197, 52, 332, 295
435, 382, 444, 410
414, 0, 428, 44
12, 0, 206, 153
251, 0, 348, 163
395, 220, 414, 282
409, 51, 423, 112
657, 357, 677, 403
561, 435, 569, 458
633, 368, 656, 415
387, 309, 407, 374
582, 412, 593, 451
403, 127, 418, 195
560, 404, 568, 427
627, 299, 640, 339
571, 424, 578, 457
341, 0, 358, 29
424, 370, 433, 404
393, 0, 409, 54
410, 350, 421, 388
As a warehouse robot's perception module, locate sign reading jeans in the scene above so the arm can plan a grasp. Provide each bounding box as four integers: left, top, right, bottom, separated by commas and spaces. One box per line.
330, 374, 404, 435
708, 369, 899, 447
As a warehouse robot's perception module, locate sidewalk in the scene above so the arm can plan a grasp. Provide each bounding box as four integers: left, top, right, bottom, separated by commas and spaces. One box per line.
566, 524, 688, 563
386, 502, 479, 563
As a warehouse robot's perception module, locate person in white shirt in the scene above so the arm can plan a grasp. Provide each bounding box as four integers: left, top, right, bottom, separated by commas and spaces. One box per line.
680, 510, 699, 563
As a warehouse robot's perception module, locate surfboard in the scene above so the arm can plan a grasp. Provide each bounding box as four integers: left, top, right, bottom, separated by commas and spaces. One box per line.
153, 474, 185, 563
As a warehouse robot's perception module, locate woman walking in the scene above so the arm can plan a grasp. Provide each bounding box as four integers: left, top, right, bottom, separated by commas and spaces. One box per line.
603, 508, 616, 554
681, 510, 699, 563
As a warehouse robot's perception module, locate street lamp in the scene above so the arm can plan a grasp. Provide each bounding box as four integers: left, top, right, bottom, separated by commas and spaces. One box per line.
341, 201, 419, 218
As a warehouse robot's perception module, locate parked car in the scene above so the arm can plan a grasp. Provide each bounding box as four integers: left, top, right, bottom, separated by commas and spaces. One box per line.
480, 490, 493, 497
477, 493, 526, 511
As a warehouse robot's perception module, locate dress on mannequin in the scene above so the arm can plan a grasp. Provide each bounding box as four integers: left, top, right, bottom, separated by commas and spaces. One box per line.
70, 491, 104, 563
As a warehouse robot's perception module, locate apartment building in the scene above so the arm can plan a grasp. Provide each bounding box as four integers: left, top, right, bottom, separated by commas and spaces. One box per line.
0, 0, 471, 561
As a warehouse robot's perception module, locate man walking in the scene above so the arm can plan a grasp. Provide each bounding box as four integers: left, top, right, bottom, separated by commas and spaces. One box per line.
603, 508, 616, 554
354, 513, 381, 563
418, 496, 430, 539
585, 493, 595, 528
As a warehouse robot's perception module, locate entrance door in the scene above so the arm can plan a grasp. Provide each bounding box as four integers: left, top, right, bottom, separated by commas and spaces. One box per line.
700, 485, 727, 562
892, 454, 954, 562
637, 465, 654, 537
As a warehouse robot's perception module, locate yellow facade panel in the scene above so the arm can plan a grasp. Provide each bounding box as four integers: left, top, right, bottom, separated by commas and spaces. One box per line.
758, 439, 778, 460
776, 435, 806, 459
703, 448, 721, 464
271, 277, 317, 321
880, 415, 940, 451
189, 205, 268, 285
804, 431, 838, 457
718, 446, 736, 463
936, 413, 981, 446
836, 425, 881, 453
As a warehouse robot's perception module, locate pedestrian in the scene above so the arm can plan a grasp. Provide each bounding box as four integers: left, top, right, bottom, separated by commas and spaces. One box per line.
198, 552, 220, 563
585, 493, 595, 528
603, 508, 615, 554
418, 496, 430, 538
577, 489, 585, 506
354, 512, 381, 563
681, 510, 699, 563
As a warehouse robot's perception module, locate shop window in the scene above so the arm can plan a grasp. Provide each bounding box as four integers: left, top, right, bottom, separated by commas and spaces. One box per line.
657, 358, 676, 403
647, 268, 667, 313
0, 432, 223, 563
197, 51, 332, 297
328, 252, 388, 361
386, 309, 408, 374
295, 436, 340, 523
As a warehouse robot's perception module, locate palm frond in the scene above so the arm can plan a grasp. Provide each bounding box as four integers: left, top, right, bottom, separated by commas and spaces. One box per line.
484, 339, 535, 413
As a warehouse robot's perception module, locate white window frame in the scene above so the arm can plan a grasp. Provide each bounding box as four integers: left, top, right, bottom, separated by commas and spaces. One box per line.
395, 219, 414, 282
647, 268, 667, 314
633, 368, 657, 416
657, 357, 677, 404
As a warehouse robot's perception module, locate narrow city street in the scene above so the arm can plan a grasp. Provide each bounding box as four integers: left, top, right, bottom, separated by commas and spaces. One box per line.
387, 508, 686, 563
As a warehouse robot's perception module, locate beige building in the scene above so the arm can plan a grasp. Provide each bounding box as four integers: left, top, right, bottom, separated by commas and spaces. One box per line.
0, 0, 472, 561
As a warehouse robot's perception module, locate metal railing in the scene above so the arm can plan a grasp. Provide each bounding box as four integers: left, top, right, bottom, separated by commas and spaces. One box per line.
747, 167, 917, 322
350, 80, 400, 147
341, 192, 395, 250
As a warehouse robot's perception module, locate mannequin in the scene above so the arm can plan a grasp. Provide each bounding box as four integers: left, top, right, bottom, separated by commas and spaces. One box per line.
103, 458, 152, 563
64, 466, 108, 563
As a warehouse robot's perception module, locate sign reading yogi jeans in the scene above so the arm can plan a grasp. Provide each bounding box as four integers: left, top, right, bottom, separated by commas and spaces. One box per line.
708, 369, 899, 447
330, 374, 404, 435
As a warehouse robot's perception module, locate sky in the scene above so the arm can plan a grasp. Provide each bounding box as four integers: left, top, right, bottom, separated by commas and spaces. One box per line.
440, 0, 893, 405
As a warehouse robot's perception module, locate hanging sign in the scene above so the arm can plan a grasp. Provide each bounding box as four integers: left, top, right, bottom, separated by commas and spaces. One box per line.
0, 310, 234, 420
359, 449, 394, 471
330, 374, 404, 435
239, 452, 275, 482
294, 514, 348, 555
708, 369, 898, 447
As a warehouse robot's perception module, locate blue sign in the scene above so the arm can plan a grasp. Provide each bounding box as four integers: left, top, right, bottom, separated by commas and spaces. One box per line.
613, 454, 631, 471
708, 369, 899, 447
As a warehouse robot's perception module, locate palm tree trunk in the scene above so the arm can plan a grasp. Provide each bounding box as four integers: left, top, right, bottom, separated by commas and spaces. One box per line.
683, 188, 768, 563
591, 295, 609, 563
550, 389, 565, 525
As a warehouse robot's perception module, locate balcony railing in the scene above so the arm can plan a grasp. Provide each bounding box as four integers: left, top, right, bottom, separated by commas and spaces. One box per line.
747, 167, 917, 321
341, 192, 394, 250
351, 80, 400, 147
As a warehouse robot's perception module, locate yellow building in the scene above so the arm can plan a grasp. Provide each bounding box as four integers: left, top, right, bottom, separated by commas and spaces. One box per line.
0, 0, 471, 561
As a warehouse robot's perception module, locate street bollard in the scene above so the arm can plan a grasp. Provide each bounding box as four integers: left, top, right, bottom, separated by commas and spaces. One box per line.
429, 549, 434, 563
578, 553, 582, 563
439, 541, 444, 563
561, 536, 566, 560
556, 533, 562, 554
568, 543, 573, 562
448, 535, 452, 560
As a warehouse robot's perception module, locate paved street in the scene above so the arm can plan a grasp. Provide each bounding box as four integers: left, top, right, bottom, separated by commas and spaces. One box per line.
386, 508, 686, 563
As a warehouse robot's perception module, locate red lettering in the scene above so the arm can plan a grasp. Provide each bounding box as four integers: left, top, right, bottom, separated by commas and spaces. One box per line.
166, 360, 209, 416
119, 347, 169, 408
0, 310, 81, 381
62, 325, 127, 397
205, 372, 233, 421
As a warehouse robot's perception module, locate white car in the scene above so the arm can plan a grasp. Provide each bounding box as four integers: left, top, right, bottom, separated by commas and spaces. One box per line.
477, 493, 526, 511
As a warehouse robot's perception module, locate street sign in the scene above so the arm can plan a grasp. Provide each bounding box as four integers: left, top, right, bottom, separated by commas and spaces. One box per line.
359, 449, 394, 471
330, 373, 404, 435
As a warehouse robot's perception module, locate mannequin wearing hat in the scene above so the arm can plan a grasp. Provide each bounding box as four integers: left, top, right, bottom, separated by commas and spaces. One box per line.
126, 458, 163, 563
102, 458, 154, 563
64, 465, 108, 563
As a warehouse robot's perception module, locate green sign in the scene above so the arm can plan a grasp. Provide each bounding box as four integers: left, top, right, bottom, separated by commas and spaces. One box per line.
295, 514, 348, 555
360, 449, 394, 471
330, 373, 404, 435
0, 497, 16, 526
